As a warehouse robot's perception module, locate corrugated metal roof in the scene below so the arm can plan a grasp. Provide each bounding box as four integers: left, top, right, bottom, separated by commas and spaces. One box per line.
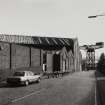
0, 34, 34, 44
0, 34, 74, 47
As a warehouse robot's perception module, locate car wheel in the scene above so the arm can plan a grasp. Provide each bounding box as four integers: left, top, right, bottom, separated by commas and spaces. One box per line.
25, 80, 29, 86
37, 78, 41, 83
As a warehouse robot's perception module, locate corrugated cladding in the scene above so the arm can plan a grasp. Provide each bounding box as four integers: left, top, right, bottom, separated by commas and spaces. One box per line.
0, 34, 74, 47
0, 35, 34, 44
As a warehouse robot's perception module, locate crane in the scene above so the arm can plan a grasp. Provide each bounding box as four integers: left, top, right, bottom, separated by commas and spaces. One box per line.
88, 14, 105, 18
80, 42, 104, 70
88, 12, 105, 18
86, 13, 105, 70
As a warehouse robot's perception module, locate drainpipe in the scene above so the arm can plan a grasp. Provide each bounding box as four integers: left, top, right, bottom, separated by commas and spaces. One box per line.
10, 43, 12, 69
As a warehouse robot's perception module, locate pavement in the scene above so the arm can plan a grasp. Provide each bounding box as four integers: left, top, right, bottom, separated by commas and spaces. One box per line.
0, 70, 96, 105
95, 71, 105, 105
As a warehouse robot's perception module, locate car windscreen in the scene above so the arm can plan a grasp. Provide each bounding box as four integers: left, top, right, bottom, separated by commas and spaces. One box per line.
13, 72, 25, 76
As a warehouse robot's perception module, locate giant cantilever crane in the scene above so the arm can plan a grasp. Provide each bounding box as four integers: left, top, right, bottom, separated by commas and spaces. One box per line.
80, 42, 104, 70
82, 13, 105, 70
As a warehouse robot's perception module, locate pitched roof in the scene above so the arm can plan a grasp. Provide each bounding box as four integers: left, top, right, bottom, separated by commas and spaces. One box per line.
0, 34, 74, 48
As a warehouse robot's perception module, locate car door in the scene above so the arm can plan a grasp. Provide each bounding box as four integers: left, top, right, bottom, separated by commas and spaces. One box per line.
28, 72, 37, 82
27, 72, 33, 82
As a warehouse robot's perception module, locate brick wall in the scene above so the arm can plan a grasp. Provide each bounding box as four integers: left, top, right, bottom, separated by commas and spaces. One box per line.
0, 42, 10, 69
31, 48, 42, 73
11, 44, 30, 69
0, 42, 10, 80
31, 48, 41, 66
0, 42, 43, 80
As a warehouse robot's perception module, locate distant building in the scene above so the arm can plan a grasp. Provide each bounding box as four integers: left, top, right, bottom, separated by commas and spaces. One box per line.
0, 34, 81, 80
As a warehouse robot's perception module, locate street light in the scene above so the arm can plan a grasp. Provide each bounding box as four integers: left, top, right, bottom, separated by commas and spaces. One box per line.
88, 14, 105, 18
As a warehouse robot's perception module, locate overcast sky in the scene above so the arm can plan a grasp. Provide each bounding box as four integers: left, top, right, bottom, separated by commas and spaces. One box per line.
0, 0, 105, 58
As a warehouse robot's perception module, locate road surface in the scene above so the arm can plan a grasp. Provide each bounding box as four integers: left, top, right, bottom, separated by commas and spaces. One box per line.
96, 71, 105, 105
0, 71, 95, 105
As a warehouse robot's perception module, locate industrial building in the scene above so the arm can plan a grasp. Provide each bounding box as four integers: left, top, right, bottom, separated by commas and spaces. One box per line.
0, 34, 82, 80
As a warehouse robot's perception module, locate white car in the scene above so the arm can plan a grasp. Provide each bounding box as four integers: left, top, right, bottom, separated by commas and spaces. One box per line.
6, 71, 41, 86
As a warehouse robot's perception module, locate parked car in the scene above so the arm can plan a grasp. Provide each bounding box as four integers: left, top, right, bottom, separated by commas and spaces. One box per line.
6, 71, 41, 86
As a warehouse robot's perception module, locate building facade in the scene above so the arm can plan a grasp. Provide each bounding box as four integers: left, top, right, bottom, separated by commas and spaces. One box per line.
0, 34, 81, 80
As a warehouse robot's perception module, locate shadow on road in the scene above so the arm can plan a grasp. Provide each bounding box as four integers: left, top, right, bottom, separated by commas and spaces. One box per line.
0, 82, 9, 88
0, 81, 39, 88
0, 82, 22, 88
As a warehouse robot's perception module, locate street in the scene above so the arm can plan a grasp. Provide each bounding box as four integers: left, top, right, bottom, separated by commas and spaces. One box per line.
0, 71, 95, 105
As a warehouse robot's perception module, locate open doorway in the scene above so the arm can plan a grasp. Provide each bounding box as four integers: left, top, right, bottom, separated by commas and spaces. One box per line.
53, 54, 60, 72
43, 53, 47, 72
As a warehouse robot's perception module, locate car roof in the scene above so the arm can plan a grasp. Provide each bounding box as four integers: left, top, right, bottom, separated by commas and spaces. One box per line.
15, 71, 33, 73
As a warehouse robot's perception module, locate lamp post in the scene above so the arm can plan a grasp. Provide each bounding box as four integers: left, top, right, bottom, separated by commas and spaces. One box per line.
88, 14, 105, 18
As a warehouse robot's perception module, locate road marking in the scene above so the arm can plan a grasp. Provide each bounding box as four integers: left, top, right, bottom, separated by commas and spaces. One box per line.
12, 88, 45, 103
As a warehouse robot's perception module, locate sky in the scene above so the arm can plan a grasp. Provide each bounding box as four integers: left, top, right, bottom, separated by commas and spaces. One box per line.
0, 0, 105, 58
